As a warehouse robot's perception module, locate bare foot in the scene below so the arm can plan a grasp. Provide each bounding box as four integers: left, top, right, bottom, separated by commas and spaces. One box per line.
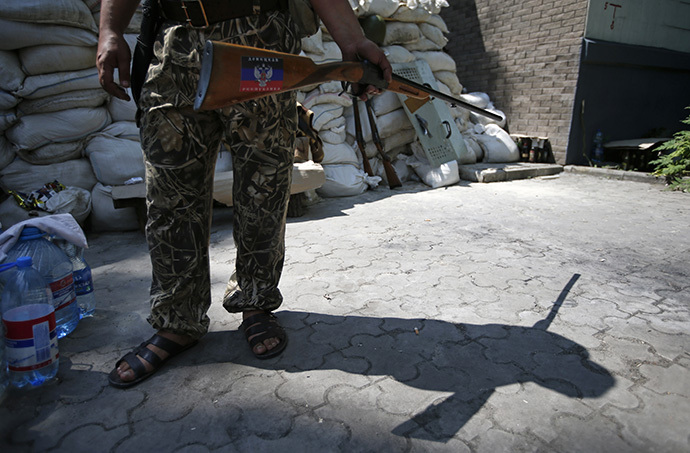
116, 331, 195, 382
243, 310, 281, 355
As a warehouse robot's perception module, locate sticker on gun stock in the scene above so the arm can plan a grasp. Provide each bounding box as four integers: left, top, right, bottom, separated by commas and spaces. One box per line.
240, 56, 284, 92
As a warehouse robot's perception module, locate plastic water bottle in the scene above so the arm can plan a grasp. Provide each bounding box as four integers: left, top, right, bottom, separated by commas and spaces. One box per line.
0, 262, 16, 400
5, 227, 79, 338
1, 257, 59, 388
592, 129, 604, 162
54, 239, 95, 318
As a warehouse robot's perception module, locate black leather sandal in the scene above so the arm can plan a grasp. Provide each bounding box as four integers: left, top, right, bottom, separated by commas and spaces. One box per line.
108, 334, 198, 389
240, 312, 288, 359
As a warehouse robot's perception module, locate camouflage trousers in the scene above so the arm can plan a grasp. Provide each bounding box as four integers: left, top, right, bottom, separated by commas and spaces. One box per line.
137, 12, 301, 339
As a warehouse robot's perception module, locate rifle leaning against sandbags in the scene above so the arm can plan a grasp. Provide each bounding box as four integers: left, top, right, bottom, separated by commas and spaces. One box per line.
193, 41, 504, 123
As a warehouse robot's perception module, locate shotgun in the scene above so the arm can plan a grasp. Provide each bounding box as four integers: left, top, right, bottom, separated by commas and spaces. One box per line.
365, 98, 402, 189
352, 97, 374, 177
194, 41, 504, 122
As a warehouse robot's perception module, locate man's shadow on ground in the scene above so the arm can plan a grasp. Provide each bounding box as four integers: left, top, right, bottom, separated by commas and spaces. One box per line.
212, 274, 615, 442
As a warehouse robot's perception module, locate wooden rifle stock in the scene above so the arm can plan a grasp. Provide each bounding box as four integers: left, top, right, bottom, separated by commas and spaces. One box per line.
194, 41, 504, 123
365, 98, 402, 189
352, 97, 374, 177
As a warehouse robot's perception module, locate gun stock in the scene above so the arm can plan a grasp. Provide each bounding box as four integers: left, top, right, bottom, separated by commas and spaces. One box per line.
195, 41, 503, 122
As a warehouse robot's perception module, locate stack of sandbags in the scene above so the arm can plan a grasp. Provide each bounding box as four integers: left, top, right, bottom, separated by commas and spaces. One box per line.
0, 0, 107, 227
299, 0, 515, 194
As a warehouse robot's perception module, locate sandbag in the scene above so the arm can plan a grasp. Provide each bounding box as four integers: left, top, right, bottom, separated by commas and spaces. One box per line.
383, 22, 422, 46
411, 51, 457, 72
89, 183, 140, 232
0, 157, 97, 192
321, 142, 359, 166
317, 163, 380, 197
319, 125, 347, 144
100, 121, 140, 141
0, 18, 98, 50
0, 110, 17, 132
17, 88, 108, 116
310, 104, 345, 131
84, 134, 145, 186
107, 93, 137, 122
408, 142, 459, 188
14, 68, 101, 99
0, 50, 24, 92
0, 136, 16, 171
0, 91, 18, 111
370, 90, 402, 116
16, 140, 84, 165
19, 45, 97, 76
433, 71, 463, 96
381, 45, 416, 63
0, 0, 98, 32
6, 107, 110, 151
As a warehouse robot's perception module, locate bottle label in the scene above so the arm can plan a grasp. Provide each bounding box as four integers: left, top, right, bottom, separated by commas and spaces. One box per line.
50, 273, 77, 311
73, 268, 94, 296
3, 307, 59, 372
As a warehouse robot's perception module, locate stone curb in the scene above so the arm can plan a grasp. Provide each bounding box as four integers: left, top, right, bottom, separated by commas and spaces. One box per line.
563, 164, 667, 184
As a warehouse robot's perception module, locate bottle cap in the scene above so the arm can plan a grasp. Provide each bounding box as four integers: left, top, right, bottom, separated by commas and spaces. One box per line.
19, 226, 45, 240
16, 256, 33, 268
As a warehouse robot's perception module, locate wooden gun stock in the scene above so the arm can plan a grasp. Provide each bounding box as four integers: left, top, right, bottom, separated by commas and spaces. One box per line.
194, 41, 504, 122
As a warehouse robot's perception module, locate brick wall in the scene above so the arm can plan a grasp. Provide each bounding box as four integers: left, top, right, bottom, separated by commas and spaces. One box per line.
441, 1, 588, 163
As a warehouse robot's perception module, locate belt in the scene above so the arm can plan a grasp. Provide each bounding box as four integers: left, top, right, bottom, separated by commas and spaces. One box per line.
159, 0, 288, 27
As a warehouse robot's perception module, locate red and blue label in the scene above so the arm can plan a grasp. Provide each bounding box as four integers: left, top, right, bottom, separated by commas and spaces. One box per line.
3, 307, 58, 372
239, 56, 284, 93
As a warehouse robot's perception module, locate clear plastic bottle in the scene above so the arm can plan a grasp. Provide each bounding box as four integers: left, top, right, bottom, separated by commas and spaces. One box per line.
54, 239, 95, 318
1, 257, 59, 388
0, 262, 16, 400
592, 129, 605, 163
5, 227, 79, 338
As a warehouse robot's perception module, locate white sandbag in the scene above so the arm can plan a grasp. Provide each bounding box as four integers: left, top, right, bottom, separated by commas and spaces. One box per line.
90, 183, 140, 232
0, 136, 16, 171
0, 110, 17, 132
6, 107, 110, 151
0, 197, 53, 229
408, 142, 459, 188
411, 51, 456, 72
381, 45, 416, 63
0, 50, 24, 92
17, 88, 108, 115
383, 22, 422, 46
369, 154, 414, 185
406, 37, 444, 52
0, 91, 18, 111
0, 18, 98, 50
0, 157, 97, 192
482, 123, 519, 162
460, 92, 491, 109
320, 115, 346, 132
84, 134, 145, 186
302, 90, 352, 110
419, 23, 448, 48
366, 0, 401, 17
345, 104, 412, 144
319, 125, 347, 144
0, 0, 98, 32
321, 142, 359, 166
433, 71, 463, 95
107, 92, 137, 122
19, 45, 97, 76
310, 104, 344, 131
307, 41, 342, 64
301, 28, 325, 55
101, 121, 140, 141
370, 90, 402, 116
463, 134, 483, 162
16, 140, 84, 165
317, 163, 380, 197
14, 68, 100, 99
405, 0, 448, 15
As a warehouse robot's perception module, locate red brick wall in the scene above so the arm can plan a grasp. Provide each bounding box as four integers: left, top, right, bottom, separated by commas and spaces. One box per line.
441, 1, 588, 163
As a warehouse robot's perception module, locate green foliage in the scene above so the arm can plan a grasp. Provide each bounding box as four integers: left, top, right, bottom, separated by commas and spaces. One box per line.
650, 107, 690, 192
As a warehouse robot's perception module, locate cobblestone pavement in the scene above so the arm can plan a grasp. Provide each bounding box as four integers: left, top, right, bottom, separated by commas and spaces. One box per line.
1, 172, 689, 452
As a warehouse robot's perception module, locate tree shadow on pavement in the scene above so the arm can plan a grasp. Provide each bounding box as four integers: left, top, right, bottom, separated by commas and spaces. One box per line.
222, 274, 615, 442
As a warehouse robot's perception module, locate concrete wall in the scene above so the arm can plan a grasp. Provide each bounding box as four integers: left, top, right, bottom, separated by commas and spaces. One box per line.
441, 0, 589, 164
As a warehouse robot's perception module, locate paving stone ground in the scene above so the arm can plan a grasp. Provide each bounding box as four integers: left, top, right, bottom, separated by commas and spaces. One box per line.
1, 172, 689, 452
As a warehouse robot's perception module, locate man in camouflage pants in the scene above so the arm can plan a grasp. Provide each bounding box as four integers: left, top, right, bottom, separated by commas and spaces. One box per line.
97, 0, 392, 388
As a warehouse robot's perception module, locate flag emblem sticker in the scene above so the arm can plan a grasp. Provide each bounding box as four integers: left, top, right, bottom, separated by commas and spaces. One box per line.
240, 56, 284, 92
